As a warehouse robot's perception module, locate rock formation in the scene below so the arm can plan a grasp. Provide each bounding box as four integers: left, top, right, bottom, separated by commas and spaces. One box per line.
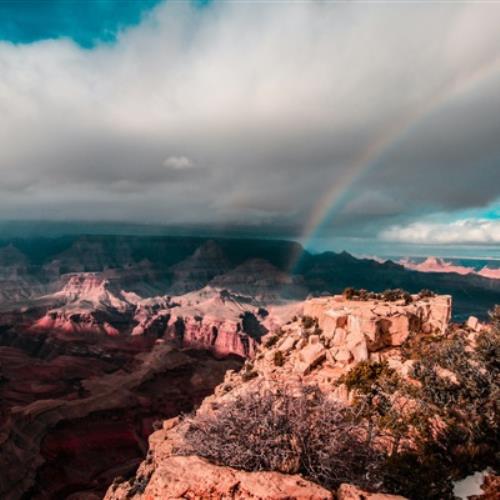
104, 292, 463, 499
303, 293, 451, 366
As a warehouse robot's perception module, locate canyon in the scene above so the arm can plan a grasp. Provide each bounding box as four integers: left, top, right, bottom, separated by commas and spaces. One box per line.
0, 235, 498, 499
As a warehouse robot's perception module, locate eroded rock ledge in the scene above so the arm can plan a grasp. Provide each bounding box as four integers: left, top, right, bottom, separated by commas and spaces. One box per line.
105, 293, 480, 500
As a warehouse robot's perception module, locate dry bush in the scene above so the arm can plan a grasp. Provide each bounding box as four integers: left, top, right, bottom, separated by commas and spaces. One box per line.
180, 386, 385, 491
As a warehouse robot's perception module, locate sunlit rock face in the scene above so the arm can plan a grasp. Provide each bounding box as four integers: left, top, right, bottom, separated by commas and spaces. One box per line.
399, 256, 500, 281
304, 293, 452, 364
106, 455, 335, 500
26, 270, 298, 358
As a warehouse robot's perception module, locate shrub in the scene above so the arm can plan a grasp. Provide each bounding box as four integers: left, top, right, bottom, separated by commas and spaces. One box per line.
489, 304, 500, 331
264, 331, 282, 348
381, 289, 412, 304
152, 419, 163, 431
241, 361, 259, 382
273, 350, 285, 367
353, 327, 500, 498
258, 307, 269, 318
179, 386, 384, 491
301, 315, 316, 329
339, 361, 398, 394
342, 288, 413, 304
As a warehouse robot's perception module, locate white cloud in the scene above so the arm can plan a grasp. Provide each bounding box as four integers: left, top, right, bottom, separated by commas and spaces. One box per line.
0, 1, 499, 233
163, 156, 195, 170
381, 219, 500, 245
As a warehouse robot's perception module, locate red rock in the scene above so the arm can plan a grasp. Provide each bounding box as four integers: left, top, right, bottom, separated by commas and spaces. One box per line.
105, 455, 333, 500
337, 483, 407, 499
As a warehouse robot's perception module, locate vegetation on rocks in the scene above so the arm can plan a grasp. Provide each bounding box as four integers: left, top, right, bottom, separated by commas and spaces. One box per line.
342, 287, 435, 303
339, 361, 398, 394
273, 350, 285, 367
344, 313, 500, 498
178, 306, 499, 499
180, 387, 385, 491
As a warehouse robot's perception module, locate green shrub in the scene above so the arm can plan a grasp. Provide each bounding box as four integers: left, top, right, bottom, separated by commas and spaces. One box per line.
339, 361, 397, 394
241, 369, 259, 382
301, 315, 316, 329
273, 350, 285, 367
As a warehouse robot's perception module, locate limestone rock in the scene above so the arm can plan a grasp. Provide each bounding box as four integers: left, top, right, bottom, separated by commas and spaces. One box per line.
303, 294, 452, 356
297, 343, 326, 374
105, 455, 333, 500
466, 316, 480, 332
279, 335, 299, 353
337, 483, 407, 500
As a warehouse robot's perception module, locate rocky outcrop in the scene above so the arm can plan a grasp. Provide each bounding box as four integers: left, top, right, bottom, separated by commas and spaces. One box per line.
337, 484, 406, 500
25, 274, 293, 357
106, 455, 334, 500
163, 287, 302, 358
54, 274, 129, 310
104, 294, 458, 499
303, 293, 451, 366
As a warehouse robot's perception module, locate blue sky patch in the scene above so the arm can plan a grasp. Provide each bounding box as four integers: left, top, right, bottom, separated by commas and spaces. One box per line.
0, 0, 164, 48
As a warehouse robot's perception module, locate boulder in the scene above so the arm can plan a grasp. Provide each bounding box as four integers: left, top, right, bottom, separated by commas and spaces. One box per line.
106, 455, 334, 499
466, 316, 480, 332
337, 483, 407, 500
332, 327, 347, 346
330, 348, 352, 364
297, 343, 327, 374
279, 335, 299, 353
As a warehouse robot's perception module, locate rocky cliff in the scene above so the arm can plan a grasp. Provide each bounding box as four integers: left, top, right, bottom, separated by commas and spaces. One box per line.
103, 291, 498, 500
27, 274, 297, 358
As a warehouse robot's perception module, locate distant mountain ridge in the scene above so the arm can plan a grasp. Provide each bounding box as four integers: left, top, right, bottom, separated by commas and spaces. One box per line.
0, 235, 498, 320
399, 256, 500, 280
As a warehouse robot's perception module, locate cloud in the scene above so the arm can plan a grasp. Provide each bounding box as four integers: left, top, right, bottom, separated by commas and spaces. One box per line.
0, 0, 499, 240
163, 155, 195, 170
381, 219, 500, 245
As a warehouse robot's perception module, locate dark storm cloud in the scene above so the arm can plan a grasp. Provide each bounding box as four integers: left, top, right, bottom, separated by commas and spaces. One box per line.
0, 1, 499, 243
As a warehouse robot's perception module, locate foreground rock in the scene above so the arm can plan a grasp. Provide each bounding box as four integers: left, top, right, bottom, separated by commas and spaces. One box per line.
336, 484, 406, 500
106, 455, 334, 499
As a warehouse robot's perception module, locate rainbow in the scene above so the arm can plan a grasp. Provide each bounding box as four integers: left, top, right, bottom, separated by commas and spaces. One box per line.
293, 54, 500, 270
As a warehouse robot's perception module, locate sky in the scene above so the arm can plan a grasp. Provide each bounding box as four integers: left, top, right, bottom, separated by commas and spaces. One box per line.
0, 0, 499, 257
